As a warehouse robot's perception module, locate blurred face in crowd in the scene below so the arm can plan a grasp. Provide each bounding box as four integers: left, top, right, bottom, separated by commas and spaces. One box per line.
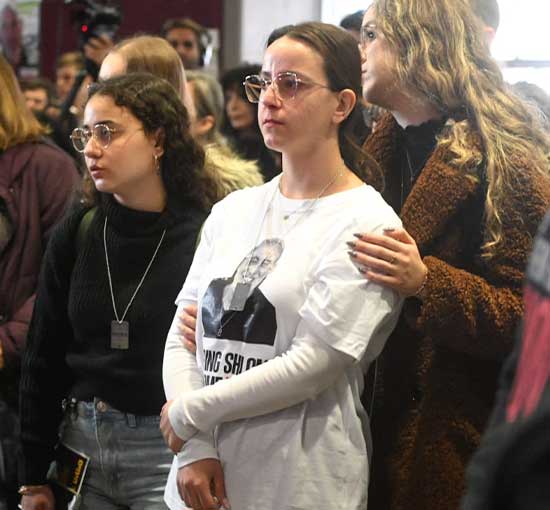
359, 6, 400, 109
82, 94, 163, 203
56, 64, 81, 102
258, 36, 342, 156
24, 88, 49, 112
187, 81, 216, 139
0, 6, 23, 68
165, 27, 201, 70
225, 86, 256, 131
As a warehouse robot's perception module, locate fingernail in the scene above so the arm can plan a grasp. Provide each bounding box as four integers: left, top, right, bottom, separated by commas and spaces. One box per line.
223, 498, 231, 509
346, 241, 356, 249
353, 233, 363, 240
347, 250, 357, 258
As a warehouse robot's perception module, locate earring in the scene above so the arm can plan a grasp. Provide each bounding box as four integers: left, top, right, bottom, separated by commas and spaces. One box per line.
154, 154, 161, 175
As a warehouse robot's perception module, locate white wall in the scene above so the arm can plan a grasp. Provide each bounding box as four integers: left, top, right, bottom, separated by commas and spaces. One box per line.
239, 0, 322, 65
321, 0, 369, 26
225, 0, 549, 93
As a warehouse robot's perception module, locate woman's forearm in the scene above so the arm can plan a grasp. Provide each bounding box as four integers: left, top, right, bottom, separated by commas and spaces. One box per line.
168, 326, 353, 440
163, 301, 204, 400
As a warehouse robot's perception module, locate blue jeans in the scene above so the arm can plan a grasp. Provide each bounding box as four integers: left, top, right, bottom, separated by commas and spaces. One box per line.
59, 399, 172, 510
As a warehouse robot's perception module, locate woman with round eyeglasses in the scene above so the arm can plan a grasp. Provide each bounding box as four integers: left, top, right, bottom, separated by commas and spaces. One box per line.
160, 22, 403, 510
349, 1, 550, 510
243, 71, 334, 103
98, 35, 264, 208
19, 73, 215, 510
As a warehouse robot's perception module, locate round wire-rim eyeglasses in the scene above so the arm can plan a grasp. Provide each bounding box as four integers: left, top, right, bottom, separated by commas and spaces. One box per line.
70, 124, 118, 153
243, 71, 333, 103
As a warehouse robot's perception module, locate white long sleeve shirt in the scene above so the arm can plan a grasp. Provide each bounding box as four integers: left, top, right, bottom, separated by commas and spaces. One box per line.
163, 177, 403, 510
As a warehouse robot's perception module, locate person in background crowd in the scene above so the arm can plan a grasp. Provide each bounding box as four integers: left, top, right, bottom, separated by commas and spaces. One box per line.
20, 78, 55, 114
461, 211, 550, 510
340, 9, 365, 43
19, 73, 212, 510
161, 17, 208, 71
20, 79, 67, 150
99, 35, 196, 122
54, 52, 85, 108
45, 52, 88, 159
0, 54, 78, 510
83, 33, 116, 76
186, 70, 263, 196
161, 21, 402, 510
99, 35, 261, 207
221, 64, 281, 181
0, 4, 24, 73
513, 81, 550, 131
185, 71, 225, 145
349, 1, 550, 509
339, 9, 380, 139
470, 0, 500, 44
469, 0, 550, 131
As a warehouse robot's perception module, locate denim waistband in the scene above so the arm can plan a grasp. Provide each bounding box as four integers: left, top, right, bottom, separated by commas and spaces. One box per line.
65, 397, 161, 427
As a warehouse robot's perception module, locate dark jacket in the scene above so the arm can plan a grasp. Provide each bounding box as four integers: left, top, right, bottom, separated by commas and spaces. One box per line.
462, 212, 550, 510
0, 140, 78, 403
363, 114, 550, 510
19, 196, 207, 484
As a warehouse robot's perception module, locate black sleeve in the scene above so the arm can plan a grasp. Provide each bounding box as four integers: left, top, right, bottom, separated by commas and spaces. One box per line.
486, 322, 522, 427
462, 386, 550, 510
18, 210, 84, 484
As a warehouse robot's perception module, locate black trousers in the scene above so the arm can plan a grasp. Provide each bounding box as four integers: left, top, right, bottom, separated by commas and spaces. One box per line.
0, 399, 21, 510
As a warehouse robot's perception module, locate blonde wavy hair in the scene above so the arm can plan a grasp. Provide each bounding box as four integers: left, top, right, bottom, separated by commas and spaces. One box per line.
372, 0, 550, 258
0, 55, 47, 151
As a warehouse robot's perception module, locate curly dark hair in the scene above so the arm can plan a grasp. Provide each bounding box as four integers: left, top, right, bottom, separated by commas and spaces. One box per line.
80, 73, 210, 209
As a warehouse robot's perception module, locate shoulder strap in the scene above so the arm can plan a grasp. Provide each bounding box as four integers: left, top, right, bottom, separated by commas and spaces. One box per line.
75, 207, 96, 255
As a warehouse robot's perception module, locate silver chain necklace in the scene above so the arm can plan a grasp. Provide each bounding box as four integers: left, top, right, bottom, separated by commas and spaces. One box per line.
280, 169, 345, 222
104, 216, 166, 349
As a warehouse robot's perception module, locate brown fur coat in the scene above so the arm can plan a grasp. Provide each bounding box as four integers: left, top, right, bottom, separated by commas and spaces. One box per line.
364, 114, 550, 510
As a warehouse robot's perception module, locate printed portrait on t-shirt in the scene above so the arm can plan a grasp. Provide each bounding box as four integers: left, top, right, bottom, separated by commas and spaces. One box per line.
201, 238, 283, 385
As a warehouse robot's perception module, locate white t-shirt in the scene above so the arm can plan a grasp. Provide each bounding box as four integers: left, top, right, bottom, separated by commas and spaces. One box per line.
163, 176, 403, 510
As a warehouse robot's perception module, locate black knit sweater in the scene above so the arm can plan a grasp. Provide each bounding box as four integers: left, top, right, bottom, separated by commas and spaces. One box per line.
19, 194, 206, 484
386, 117, 447, 214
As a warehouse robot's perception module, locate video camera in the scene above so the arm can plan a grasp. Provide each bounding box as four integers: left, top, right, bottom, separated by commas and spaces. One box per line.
66, 0, 122, 49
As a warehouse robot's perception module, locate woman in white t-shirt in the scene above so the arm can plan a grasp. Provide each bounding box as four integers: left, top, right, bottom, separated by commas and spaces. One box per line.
161, 22, 403, 510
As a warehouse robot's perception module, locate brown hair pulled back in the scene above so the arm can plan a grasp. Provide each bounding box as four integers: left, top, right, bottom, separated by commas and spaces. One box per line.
267, 22, 378, 181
